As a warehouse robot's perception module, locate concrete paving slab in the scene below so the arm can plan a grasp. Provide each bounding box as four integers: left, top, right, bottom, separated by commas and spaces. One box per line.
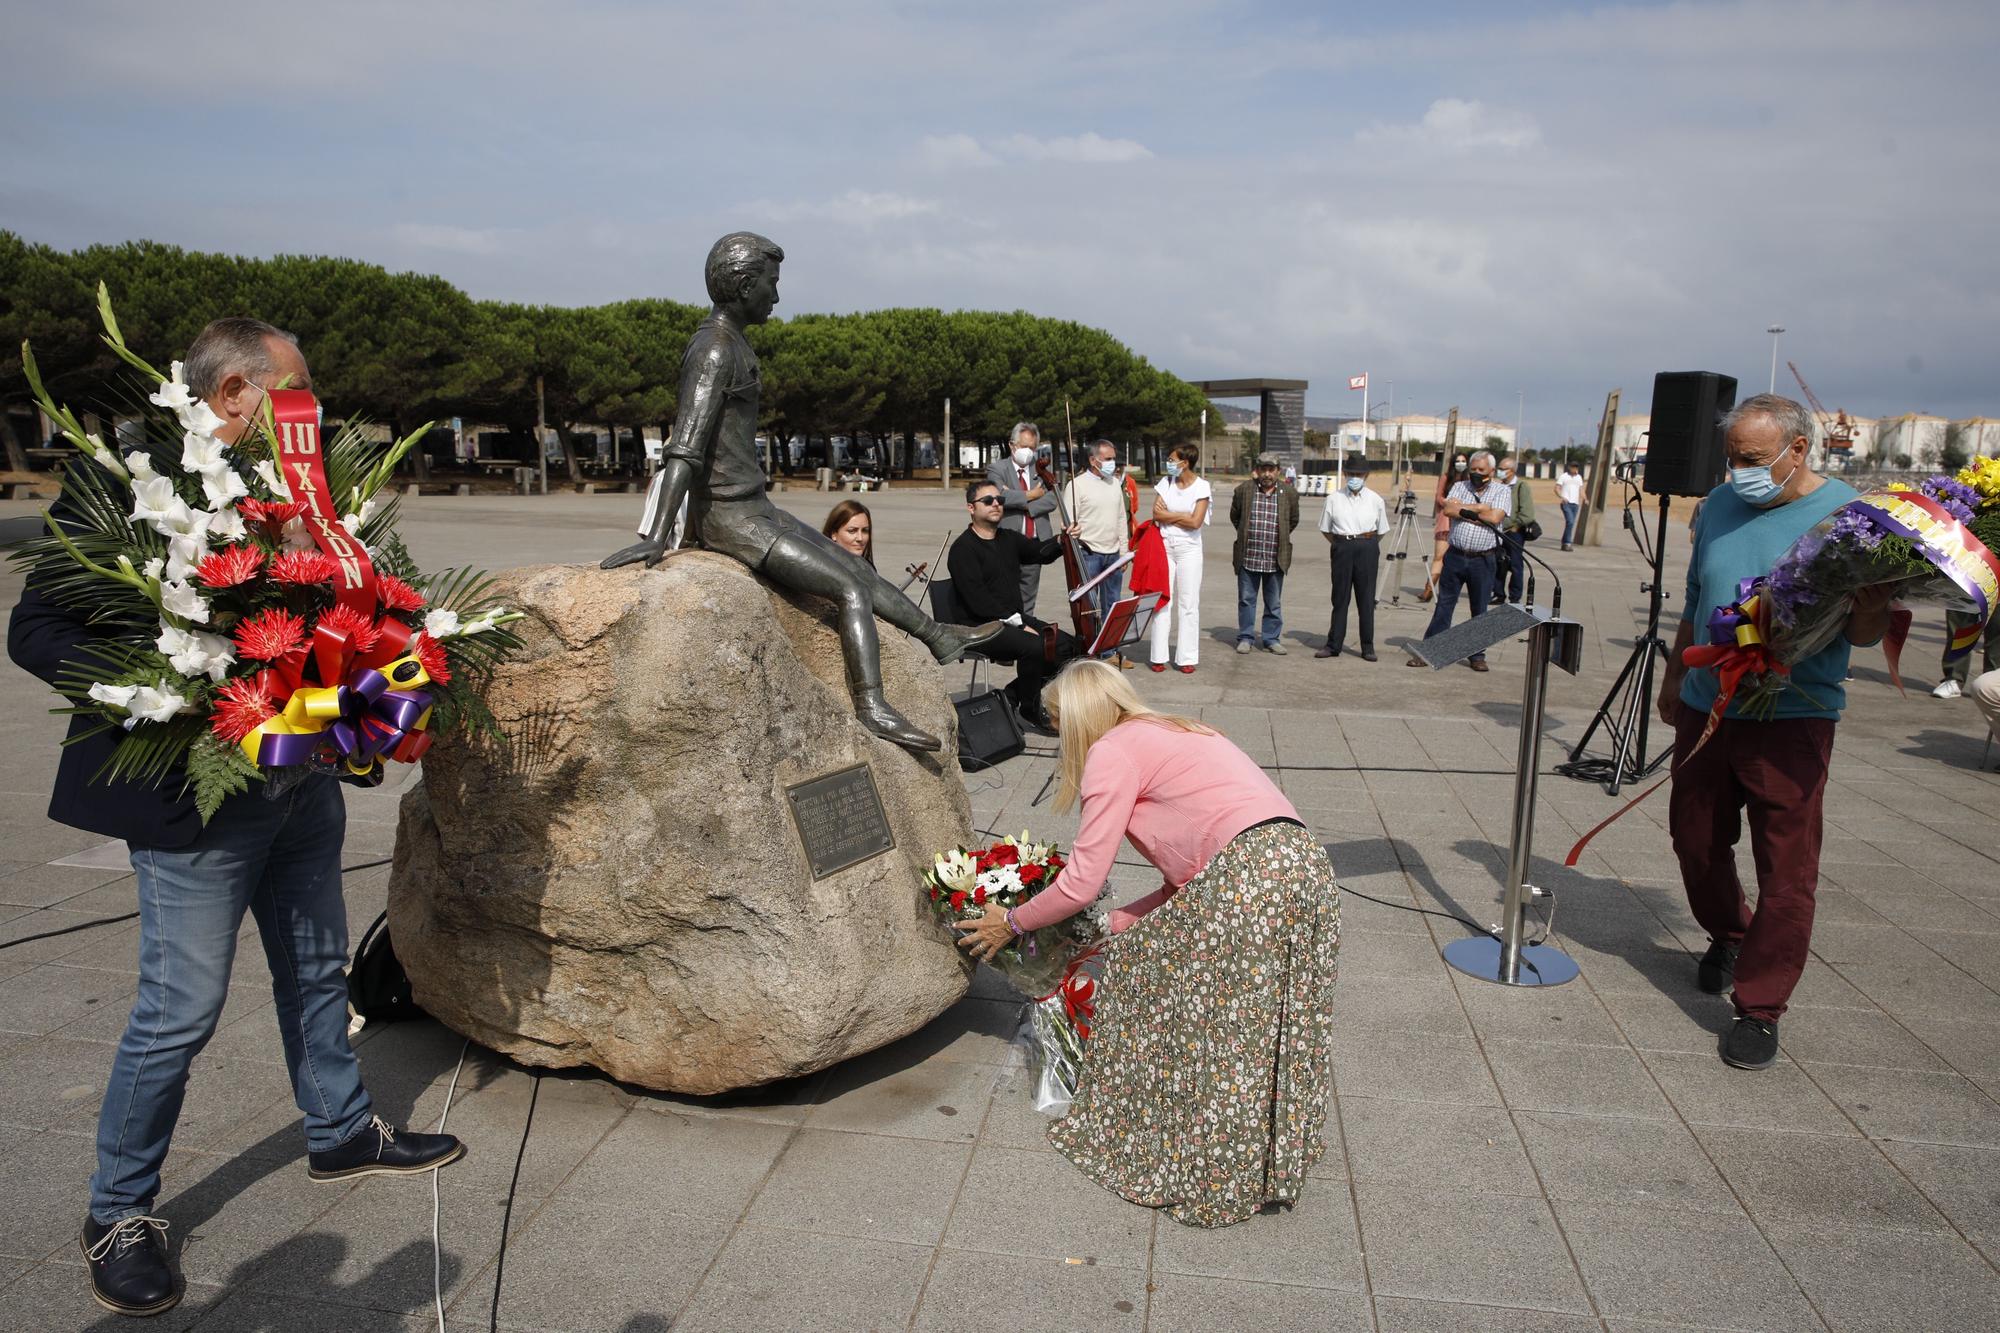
1353, 1180, 1591, 1314
1148, 1273, 1372, 1332
1554, 1200, 1821, 1331
909, 1249, 1149, 1333
675, 1227, 930, 1332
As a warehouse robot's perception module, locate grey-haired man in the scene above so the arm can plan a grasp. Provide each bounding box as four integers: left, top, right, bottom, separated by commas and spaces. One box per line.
985, 423, 1058, 614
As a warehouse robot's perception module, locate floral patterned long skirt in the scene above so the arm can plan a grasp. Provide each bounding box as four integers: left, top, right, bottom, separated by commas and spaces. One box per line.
1047, 819, 1340, 1228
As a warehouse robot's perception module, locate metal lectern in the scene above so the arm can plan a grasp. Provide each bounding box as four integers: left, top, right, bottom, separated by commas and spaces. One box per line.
1409, 600, 1586, 987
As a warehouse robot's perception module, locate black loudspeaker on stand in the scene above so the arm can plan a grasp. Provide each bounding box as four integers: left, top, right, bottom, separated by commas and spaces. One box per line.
1564, 371, 1735, 794
954, 691, 1025, 769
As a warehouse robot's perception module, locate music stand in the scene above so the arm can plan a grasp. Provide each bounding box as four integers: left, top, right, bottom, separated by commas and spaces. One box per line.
1412, 603, 1586, 987
1087, 594, 1160, 658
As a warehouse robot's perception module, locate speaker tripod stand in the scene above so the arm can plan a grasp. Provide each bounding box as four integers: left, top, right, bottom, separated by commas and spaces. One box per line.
1379, 485, 1432, 607
1565, 492, 1675, 795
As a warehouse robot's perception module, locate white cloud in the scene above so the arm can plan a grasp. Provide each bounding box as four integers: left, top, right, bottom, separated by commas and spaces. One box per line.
919, 131, 1155, 168
918, 133, 999, 169
1357, 98, 1541, 152
763, 190, 942, 227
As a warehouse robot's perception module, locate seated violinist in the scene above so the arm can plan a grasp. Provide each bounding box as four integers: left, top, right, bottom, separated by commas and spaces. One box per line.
948, 479, 1083, 733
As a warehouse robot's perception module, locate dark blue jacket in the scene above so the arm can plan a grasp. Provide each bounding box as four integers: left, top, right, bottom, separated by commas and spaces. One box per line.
8, 574, 210, 849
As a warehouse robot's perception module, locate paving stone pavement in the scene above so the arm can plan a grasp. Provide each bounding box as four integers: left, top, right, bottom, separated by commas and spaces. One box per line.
3, 485, 1998, 1331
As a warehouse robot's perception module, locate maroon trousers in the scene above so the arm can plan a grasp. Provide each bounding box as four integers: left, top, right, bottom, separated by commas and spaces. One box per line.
1667, 703, 1836, 1021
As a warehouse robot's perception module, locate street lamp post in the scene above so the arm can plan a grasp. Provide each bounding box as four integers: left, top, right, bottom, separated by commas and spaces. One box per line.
1516, 389, 1524, 455
1767, 325, 1785, 394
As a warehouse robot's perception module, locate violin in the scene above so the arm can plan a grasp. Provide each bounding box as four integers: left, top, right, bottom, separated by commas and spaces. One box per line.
895, 561, 927, 594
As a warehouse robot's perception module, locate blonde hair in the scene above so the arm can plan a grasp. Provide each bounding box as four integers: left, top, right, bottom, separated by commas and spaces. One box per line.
1044, 659, 1211, 812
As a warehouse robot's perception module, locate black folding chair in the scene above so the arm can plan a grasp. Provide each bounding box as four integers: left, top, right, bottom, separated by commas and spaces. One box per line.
927, 578, 990, 695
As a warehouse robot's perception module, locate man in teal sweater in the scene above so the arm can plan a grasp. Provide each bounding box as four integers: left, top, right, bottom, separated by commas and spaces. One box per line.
1655, 394, 1893, 1070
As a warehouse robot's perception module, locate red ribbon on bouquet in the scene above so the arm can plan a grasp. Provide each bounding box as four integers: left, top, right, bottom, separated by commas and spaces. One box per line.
1037, 943, 1107, 1040
269, 390, 376, 616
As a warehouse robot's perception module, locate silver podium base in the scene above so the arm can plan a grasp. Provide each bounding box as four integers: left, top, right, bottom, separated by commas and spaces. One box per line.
1443, 934, 1581, 987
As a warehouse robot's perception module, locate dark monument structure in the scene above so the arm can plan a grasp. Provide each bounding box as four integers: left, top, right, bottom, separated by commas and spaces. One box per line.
604, 232, 998, 752
1192, 378, 1309, 472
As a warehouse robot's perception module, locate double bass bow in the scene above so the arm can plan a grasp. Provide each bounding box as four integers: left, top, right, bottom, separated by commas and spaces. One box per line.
1034, 399, 1101, 658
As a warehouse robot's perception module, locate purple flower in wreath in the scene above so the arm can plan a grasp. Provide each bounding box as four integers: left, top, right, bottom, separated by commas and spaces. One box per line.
1918, 476, 1979, 525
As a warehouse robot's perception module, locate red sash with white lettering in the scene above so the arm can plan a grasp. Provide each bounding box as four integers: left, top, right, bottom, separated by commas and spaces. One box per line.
269, 389, 377, 615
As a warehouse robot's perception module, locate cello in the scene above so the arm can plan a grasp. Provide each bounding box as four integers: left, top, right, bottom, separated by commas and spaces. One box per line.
1035, 400, 1102, 658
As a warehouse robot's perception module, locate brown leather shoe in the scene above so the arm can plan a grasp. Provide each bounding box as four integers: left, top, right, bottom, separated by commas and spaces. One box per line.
1314, 645, 1339, 659
1469, 659, 1490, 673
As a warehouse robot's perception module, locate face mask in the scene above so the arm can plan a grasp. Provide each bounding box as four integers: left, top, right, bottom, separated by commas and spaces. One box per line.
1729, 460, 1786, 506
1345, 475, 1365, 494
1096, 460, 1116, 478
1164, 461, 1183, 479
1012, 447, 1036, 468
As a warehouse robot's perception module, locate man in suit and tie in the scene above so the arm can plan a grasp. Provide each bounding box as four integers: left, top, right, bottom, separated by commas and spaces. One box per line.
985, 422, 1059, 615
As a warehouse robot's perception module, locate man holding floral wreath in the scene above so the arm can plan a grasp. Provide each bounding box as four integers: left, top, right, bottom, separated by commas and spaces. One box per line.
1654, 394, 1893, 1071
8, 319, 464, 1318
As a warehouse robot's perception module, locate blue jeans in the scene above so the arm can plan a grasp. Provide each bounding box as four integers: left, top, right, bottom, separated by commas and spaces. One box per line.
1236, 567, 1284, 646
1560, 501, 1579, 545
1423, 546, 1498, 662
91, 776, 371, 1222
1079, 547, 1124, 655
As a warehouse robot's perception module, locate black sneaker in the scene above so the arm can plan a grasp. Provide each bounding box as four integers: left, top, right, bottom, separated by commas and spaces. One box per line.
1722, 1016, 1779, 1070
307, 1115, 465, 1182
1697, 940, 1740, 995
81, 1215, 178, 1317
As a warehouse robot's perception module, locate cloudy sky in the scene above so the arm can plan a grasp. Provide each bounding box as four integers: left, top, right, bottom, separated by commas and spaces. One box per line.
5, 0, 1994, 441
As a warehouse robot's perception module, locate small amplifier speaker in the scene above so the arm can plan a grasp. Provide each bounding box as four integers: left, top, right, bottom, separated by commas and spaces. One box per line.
1644, 371, 1738, 497
954, 690, 1025, 768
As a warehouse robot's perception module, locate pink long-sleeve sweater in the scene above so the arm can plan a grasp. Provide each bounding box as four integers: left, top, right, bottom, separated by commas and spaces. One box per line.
1009, 718, 1301, 934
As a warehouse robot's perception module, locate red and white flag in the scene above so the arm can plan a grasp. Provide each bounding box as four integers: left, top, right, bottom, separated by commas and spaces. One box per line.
1348, 373, 1367, 391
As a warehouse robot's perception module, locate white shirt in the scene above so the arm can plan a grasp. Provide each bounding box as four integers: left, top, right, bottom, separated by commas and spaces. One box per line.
1318, 485, 1390, 537
1060, 470, 1130, 554
1153, 476, 1212, 548
1557, 473, 1585, 505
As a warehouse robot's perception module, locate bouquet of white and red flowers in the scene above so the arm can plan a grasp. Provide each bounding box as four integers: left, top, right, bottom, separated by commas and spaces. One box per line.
923, 831, 1106, 1113
11, 287, 520, 819
1691, 469, 2000, 719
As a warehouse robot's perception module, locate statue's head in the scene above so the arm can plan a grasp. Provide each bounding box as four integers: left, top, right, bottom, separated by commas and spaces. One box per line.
705, 232, 784, 323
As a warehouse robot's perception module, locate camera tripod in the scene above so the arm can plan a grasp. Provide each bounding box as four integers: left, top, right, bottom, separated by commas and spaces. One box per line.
1379, 487, 1432, 607
1563, 491, 1675, 795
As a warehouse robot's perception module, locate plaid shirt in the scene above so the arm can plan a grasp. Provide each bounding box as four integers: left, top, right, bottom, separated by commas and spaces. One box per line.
1445, 479, 1512, 553
1243, 486, 1281, 572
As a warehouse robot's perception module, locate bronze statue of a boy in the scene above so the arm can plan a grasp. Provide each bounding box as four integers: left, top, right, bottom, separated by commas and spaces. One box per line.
604, 232, 997, 751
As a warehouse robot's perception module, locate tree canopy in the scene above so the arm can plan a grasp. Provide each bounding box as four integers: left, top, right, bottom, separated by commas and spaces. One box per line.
0, 233, 1211, 473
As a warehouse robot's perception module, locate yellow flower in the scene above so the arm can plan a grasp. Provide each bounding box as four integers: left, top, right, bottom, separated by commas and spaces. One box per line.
1886, 482, 1913, 493
1957, 455, 2000, 504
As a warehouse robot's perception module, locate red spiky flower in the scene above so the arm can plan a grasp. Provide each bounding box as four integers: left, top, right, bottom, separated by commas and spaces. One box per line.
211, 670, 284, 744
376, 574, 425, 613
315, 602, 381, 655
237, 498, 307, 534
195, 544, 264, 589
268, 550, 339, 585
233, 607, 308, 661
411, 630, 452, 686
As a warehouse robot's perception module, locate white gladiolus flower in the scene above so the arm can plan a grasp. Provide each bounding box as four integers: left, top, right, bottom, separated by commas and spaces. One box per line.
155, 623, 235, 681
177, 399, 225, 438
158, 579, 211, 625
181, 430, 227, 475
125, 451, 158, 481
253, 458, 292, 499
422, 608, 461, 639
129, 476, 185, 530
83, 434, 128, 479
458, 615, 498, 636
207, 508, 247, 543
123, 681, 191, 728
88, 682, 139, 709
200, 467, 249, 510
278, 516, 315, 551
339, 497, 378, 537
148, 363, 196, 412
141, 557, 165, 582
164, 532, 207, 584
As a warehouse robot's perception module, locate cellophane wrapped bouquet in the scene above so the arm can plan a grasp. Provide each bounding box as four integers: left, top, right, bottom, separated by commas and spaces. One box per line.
923, 831, 1106, 1112
1694, 467, 2000, 717
11, 286, 521, 818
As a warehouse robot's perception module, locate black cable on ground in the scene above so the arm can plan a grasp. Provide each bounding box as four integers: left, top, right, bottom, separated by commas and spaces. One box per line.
1334, 881, 1486, 936
0, 852, 398, 952
487, 1073, 542, 1333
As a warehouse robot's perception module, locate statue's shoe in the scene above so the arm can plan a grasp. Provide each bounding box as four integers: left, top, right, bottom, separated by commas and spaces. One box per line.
856, 696, 943, 752
927, 621, 1004, 665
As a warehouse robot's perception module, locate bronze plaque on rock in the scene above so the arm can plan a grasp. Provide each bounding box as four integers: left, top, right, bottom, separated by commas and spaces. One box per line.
786, 763, 895, 880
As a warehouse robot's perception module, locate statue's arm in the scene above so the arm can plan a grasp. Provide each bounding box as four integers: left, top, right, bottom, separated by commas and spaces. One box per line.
603, 340, 725, 569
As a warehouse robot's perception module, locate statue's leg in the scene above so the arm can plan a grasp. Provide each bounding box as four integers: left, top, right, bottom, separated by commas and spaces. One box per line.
762, 532, 941, 752
773, 513, 1000, 662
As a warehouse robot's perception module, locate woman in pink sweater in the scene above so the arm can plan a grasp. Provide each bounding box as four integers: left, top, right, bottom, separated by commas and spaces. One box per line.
956, 659, 1341, 1227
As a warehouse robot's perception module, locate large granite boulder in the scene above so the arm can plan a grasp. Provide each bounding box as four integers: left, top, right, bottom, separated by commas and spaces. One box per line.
388, 553, 975, 1094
